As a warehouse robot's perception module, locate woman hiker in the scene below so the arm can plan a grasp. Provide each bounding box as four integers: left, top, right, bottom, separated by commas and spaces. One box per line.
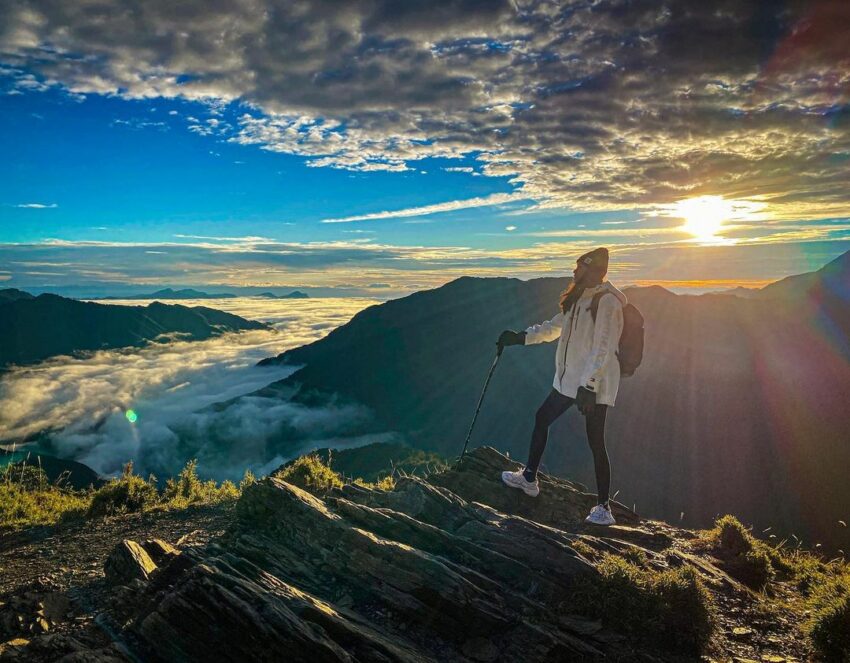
496, 247, 627, 526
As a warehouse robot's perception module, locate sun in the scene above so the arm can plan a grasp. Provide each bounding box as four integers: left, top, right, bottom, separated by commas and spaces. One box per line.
673, 196, 734, 242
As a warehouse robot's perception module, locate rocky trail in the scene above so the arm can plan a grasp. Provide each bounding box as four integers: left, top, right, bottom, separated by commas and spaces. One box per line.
1, 448, 811, 662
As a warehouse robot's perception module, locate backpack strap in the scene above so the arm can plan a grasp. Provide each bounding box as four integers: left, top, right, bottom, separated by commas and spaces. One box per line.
589, 290, 612, 323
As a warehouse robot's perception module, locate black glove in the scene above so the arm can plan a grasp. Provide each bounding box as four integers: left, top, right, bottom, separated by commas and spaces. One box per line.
576, 386, 596, 416
496, 330, 526, 353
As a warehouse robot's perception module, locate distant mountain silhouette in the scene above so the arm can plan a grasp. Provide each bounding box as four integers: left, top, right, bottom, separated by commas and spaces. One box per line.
0, 291, 267, 368
1, 450, 103, 490
93, 288, 310, 300
0, 288, 35, 303
259, 251, 850, 551
708, 286, 759, 298
98, 288, 238, 300
258, 290, 310, 299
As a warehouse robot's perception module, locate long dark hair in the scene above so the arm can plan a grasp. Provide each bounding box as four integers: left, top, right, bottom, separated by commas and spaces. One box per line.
559, 281, 584, 314
559, 268, 605, 313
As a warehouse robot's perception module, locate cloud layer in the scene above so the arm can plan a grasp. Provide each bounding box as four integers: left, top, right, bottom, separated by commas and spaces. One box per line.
0, 298, 390, 479
2, 0, 848, 218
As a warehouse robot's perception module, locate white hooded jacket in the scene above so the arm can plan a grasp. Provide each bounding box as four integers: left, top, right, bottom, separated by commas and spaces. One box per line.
524, 281, 627, 406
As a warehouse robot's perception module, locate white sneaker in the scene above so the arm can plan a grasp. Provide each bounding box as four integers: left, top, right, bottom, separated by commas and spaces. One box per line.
585, 504, 616, 526
501, 469, 540, 497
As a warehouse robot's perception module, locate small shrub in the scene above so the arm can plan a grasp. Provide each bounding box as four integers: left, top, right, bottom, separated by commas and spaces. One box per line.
777, 548, 830, 595
87, 463, 159, 518
2, 463, 49, 491
570, 539, 598, 561
240, 469, 257, 491
162, 459, 240, 507
806, 573, 850, 662
573, 553, 715, 654
621, 546, 649, 567
716, 515, 752, 556
0, 482, 90, 529
274, 454, 343, 493
700, 515, 776, 589
353, 475, 396, 491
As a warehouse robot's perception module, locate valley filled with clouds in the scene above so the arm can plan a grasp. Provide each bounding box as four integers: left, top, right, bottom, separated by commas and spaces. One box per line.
0, 297, 392, 480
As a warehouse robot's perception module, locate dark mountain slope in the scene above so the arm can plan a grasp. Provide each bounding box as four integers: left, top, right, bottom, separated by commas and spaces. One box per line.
259, 258, 850, 551
0, 292, 267, 368
0, 289, 35, 303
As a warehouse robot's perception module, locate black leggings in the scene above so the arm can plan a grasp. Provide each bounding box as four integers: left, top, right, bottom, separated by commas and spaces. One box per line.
526, 388, 611, 504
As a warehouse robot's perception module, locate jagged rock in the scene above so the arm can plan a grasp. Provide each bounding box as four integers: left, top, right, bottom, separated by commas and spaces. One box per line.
429, 447, 640, 528
140, 539, 180, 567
104, 447, 733, 661
103, 541, 157, 586
0, 581, 72, 643
0, 633, 127, 663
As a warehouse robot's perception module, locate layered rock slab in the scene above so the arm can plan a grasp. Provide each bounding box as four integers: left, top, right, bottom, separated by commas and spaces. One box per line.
121, 448, 664, 661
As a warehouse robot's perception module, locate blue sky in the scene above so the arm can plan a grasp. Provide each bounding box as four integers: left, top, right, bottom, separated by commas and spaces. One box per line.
1, 1, 848, 296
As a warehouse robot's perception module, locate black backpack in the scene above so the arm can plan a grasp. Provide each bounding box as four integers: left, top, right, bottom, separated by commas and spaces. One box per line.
590, 292, 644, 377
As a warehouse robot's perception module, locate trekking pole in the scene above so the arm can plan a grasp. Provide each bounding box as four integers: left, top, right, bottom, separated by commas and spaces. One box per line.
458, 346, 503, 464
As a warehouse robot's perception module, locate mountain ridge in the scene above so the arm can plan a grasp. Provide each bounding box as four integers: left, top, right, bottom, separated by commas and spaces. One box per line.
0, 291, 268, 368
256, 253, 850, 552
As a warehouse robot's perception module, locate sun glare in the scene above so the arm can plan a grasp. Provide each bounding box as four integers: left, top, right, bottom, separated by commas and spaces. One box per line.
660, 195, 767, 245
674, 196, 733, 242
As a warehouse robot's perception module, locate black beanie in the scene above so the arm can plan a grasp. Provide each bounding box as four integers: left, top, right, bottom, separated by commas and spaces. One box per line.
577, 247, 609, 276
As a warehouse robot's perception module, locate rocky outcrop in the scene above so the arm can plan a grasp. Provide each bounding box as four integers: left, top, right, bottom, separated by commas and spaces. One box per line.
104, 541, 157, 586
78, 447, 741, 662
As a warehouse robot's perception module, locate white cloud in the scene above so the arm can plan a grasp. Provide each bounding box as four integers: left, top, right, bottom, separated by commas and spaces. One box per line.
0, 297, 390, 479
15, 203, 57, 209
2, 1, 849, 219
320, 192, 528, 224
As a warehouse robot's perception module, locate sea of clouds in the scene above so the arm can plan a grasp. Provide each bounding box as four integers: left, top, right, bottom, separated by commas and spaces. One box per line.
0, 297, 400, 480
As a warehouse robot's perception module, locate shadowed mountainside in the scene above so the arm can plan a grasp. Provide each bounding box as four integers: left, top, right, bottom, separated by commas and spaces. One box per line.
258, 252, 850, 552
0, 290, 267, 368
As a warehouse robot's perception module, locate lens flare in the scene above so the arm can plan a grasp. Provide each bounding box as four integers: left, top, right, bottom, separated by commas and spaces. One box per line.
125, 409, 138, 424
655, 195, 768, 245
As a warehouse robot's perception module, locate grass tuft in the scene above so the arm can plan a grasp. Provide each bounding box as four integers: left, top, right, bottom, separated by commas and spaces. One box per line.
1, 462, 90, 529
87, 462, 159, 518
274, 454, 344, 493
806, 573, 850, 662
572, 553, 715, 654
698, 515, 775, 588
162, 459, 239, 508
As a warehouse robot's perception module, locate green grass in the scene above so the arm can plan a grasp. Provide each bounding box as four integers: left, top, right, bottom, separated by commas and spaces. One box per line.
87, 462, 160, 518
274, 453, 344, 493
4, 449, 397, 531
571, 553, 715, 654
0, 480, 90, 529
2, 459, 248, 530
699, 514, 850, 660
806, 573, 850, 662
286, 443, 447, 484
161, 459, 240, 508
698, 515, 775, 588
274, 453, 400, 494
